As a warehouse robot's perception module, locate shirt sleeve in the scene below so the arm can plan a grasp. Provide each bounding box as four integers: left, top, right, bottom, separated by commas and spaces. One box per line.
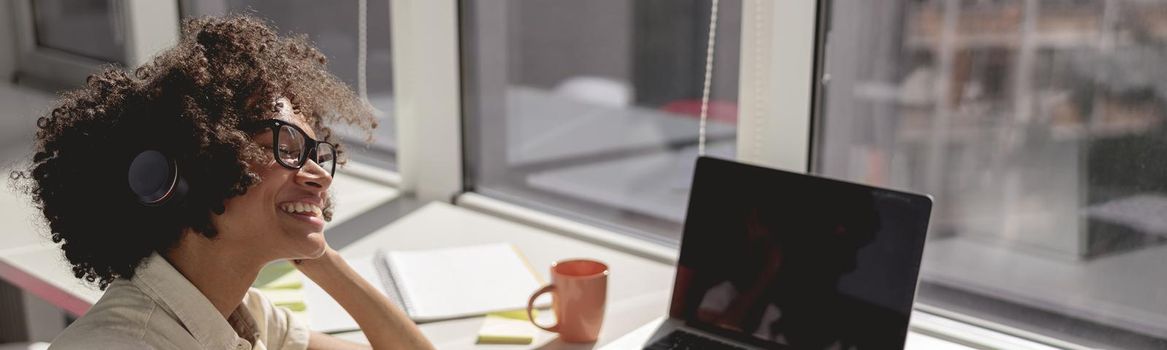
243, 288, 311, 350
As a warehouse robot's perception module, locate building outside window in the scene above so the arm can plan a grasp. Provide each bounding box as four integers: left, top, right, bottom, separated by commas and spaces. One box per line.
460, 0, 742, 244
816, 0, 1167, 348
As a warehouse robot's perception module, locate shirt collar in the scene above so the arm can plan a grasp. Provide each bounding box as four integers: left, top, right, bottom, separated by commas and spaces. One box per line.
132, 252, 252, 349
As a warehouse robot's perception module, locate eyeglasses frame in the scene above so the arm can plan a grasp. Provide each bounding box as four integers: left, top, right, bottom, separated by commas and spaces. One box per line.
244, 119, 338, 177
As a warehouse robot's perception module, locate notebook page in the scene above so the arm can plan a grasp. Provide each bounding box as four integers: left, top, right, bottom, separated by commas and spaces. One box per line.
302, 255, 384, 333
386, 243, 547, 322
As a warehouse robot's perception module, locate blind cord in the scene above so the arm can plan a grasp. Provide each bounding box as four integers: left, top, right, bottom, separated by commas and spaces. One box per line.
698, 0, 720, 156
358, 0, 368, 103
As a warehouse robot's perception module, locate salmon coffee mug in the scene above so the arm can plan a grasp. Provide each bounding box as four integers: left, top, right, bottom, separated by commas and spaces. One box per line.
526, 259, 609, 343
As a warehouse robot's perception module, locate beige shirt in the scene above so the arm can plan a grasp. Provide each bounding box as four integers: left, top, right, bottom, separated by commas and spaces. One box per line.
49, 253, 310, 350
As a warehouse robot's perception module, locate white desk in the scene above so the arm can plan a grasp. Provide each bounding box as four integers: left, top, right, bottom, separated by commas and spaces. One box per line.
326, 202, 675, 349
317, 203, 989, 349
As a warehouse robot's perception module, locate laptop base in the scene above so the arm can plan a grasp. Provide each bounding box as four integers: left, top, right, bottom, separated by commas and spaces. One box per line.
601, 317, 765, 350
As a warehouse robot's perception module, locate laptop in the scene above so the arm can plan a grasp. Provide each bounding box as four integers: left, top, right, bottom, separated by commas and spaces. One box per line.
603, 157, 933, 349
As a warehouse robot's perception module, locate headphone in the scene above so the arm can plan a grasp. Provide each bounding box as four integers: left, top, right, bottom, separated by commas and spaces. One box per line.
127, 150, 188, 207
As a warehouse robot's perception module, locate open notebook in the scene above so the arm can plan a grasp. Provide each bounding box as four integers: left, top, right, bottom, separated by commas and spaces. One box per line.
303, 243, 551, 332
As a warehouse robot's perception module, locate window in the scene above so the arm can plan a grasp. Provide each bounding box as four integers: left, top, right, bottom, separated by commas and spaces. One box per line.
32, 0, 126, 64
12, 0, 127, 89
184, 0, 398, 170
816, 0, 1167, 347
11, 0, 179, 90
461, 0, 741, 244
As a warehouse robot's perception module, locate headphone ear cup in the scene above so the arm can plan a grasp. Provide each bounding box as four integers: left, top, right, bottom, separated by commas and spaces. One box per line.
128, 150, 185, 206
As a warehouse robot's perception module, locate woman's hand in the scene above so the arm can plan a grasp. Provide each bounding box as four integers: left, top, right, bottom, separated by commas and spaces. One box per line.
291, 247, 343, 278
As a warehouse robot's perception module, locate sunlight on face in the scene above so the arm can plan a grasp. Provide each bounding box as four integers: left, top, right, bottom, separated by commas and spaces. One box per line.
213, 97, 333, 262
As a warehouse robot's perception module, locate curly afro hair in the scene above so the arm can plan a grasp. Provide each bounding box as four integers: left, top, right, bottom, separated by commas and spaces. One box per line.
11, 15, 375, 289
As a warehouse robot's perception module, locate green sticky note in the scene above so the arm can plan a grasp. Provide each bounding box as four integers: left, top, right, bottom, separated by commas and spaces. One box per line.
255, 261, 303, 289
476, 314, 537, 345
489, 309, 535, 321
259, 288, 307, 312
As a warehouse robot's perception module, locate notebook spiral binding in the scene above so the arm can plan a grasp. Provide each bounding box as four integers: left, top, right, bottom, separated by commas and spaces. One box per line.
374, 249, 413, 317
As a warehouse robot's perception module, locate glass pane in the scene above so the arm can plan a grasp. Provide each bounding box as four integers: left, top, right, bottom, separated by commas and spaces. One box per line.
277, 124, 304, 166
315, 142, 336, 176
816, 0, 1167, 348
186, 0, 397, 170
33, 0, 126, 64
462, 0, 741, 243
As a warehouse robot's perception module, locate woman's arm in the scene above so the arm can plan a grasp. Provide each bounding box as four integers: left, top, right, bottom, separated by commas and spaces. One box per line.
306, 331, 369, 350
295, 248, 435, 350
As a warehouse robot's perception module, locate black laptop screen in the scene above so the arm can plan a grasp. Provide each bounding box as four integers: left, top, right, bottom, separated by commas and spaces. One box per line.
669, 157, 933, 349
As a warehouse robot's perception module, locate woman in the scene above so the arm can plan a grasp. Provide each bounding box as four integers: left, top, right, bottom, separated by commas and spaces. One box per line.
15, 16, 434, 350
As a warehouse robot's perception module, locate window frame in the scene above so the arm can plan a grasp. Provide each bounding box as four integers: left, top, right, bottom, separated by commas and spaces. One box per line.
11, 0, 179, 89
433, 0, 1100, 348
412, 0, 820, 250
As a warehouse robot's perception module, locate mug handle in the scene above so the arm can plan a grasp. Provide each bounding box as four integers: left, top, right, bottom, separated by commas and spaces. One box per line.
527, 284, 559, 332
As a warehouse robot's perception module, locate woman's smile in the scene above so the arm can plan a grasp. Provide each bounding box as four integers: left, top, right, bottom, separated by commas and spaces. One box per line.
278, 200, 326, 230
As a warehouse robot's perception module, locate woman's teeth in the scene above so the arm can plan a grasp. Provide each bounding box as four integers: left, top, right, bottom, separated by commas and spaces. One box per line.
280, 202, 322, 217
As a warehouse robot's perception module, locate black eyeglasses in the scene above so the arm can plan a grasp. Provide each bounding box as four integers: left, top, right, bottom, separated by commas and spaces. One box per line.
245, 119, 337, 177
